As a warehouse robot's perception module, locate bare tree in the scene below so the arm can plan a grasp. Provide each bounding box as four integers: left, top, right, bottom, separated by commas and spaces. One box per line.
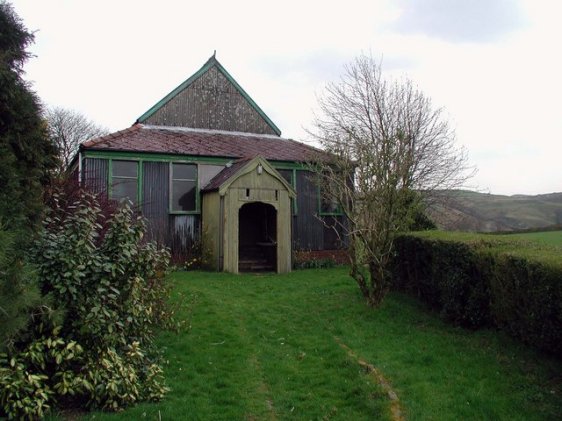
310, 55, 473, 306
45, 106, 109, 171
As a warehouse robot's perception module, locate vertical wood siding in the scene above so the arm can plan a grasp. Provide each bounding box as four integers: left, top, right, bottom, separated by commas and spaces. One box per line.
83, 158, 108, 197
201, 192, 221, 270
144, 66, 277, 135
221, 163, 292, 273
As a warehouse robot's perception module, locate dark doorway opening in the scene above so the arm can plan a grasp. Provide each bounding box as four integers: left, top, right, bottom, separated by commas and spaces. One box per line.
239, 202, 277, 272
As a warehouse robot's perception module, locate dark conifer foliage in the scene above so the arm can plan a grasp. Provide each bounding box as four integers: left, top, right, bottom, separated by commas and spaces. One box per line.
0, 1, 57, 352
0, 1, 58, 231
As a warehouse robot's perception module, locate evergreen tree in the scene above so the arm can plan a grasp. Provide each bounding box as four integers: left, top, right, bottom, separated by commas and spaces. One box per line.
0, 1, 58, 230
0, 1, 57, 351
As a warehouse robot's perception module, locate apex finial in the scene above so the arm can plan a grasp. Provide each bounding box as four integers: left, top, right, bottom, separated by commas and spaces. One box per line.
213, 50, 216, 58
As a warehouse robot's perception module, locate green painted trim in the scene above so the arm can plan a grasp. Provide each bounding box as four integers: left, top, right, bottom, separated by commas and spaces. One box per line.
109, 159, 140, 206
84, 150, 312, 168
169, 162, 200, 214
292, 168, 298, 215
168, 211, 201, 216
85, 153, 310, 215
168, 162, 172, 214
276, 167, 298, 215
83, 150, 235, 165
271, 162, 311, 170
108, 159, 113, 198
136, 55, 281, 136
217, 156, 296, 198
317, 185, 343, 216
137, 59, 213, 124
138, 160, 144, 206
213, 58, 281, 136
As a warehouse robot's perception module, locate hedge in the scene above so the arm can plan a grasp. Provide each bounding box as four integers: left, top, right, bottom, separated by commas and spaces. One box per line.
392, 232, 562, 357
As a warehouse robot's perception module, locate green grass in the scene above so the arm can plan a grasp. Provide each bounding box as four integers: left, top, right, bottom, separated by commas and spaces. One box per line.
412, 230, 562, 268
510, 230, 562, 246
77, 268, 560, 420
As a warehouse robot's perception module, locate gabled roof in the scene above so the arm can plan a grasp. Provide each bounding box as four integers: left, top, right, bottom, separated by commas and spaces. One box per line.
81, 124, 329, 163
136, 55, 281, 136
202, 156, 296, 197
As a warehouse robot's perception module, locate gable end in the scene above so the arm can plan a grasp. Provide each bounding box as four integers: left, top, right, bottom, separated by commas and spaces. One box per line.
137, 56, 281, 136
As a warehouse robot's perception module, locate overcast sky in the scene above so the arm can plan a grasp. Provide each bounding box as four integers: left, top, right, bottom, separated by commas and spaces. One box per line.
11, 0, 562, 195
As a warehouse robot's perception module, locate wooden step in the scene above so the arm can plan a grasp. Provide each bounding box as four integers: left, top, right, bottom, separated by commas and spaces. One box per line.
239, 259, 274, 272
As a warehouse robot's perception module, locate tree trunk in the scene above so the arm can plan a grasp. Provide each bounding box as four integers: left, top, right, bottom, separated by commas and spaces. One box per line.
350, 261, 369, 299
367, 261, 390, 307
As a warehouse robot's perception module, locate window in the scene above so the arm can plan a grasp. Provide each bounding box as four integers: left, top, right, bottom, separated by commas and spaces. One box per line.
171, 163, 197, 212
319, 187, 342, 215
111, 160, 138, 205
277, 169, 293, 186
277, 168, 297, 215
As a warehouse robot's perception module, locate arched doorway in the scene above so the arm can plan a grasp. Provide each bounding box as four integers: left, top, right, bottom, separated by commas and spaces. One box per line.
238, 202, 277, 272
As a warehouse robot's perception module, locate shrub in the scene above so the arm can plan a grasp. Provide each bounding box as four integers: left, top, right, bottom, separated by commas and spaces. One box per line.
0, 225, 44, 352
294, 258, 336, 270
0, 326, 86, 420
392, 232, 562, 357
292, 249, 345, 269
0, 190, 171, 417
393, 236, 491, 328
489, 254, 561, 356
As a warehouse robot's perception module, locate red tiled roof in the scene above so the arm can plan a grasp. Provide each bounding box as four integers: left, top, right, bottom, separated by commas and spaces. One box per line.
81, 124, 328, 163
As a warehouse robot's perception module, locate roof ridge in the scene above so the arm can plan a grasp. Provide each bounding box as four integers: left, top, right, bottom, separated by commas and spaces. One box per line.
143, 124, 284, 140
80, 124, 333, 163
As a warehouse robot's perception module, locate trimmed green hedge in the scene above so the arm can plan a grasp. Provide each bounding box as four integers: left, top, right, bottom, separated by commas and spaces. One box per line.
392, 232, 562, 357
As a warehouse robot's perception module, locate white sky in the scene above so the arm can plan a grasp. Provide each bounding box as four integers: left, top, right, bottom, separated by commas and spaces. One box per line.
11, 0, 562, 195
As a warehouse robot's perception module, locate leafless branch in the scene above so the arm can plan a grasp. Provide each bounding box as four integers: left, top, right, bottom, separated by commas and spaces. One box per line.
45, 106, 109, 171
309, 54, 474, 306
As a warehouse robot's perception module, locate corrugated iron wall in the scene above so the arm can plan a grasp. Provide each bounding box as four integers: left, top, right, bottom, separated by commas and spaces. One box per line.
142, 162, 169, 246
294, 171, 324, 250
81, 158, 344, 260
144, 66, 277, 135
170, 215, 200, 261
83, 158, 108, 197
293, 170, 347, 251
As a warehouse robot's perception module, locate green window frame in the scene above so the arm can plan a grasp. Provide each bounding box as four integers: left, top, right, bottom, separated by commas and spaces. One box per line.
318, 185, 343, 216
170, 162, 198, 214
110, 159, 140, 205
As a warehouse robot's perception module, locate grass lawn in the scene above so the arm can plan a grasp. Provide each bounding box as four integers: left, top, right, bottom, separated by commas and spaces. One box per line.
79, 268, 560, 420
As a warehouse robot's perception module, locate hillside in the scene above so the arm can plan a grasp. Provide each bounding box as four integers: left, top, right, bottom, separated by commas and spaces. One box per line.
430, 191, 562, 232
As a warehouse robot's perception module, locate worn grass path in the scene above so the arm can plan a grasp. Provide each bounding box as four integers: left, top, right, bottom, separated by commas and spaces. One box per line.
83, 268, 561, 420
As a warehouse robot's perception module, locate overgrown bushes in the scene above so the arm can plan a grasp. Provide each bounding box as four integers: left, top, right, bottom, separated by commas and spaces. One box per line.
0, 5, 173, 417
0, 225, 44, 352
0, 191, 172, 419
392, 232, 562, 357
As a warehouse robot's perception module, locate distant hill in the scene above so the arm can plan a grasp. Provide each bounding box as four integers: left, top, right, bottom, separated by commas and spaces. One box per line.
429, 191, 562, 232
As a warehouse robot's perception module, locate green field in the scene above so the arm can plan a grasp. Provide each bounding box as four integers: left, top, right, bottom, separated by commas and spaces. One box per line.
76, 268, 561, 421
510, 230, 562, 246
